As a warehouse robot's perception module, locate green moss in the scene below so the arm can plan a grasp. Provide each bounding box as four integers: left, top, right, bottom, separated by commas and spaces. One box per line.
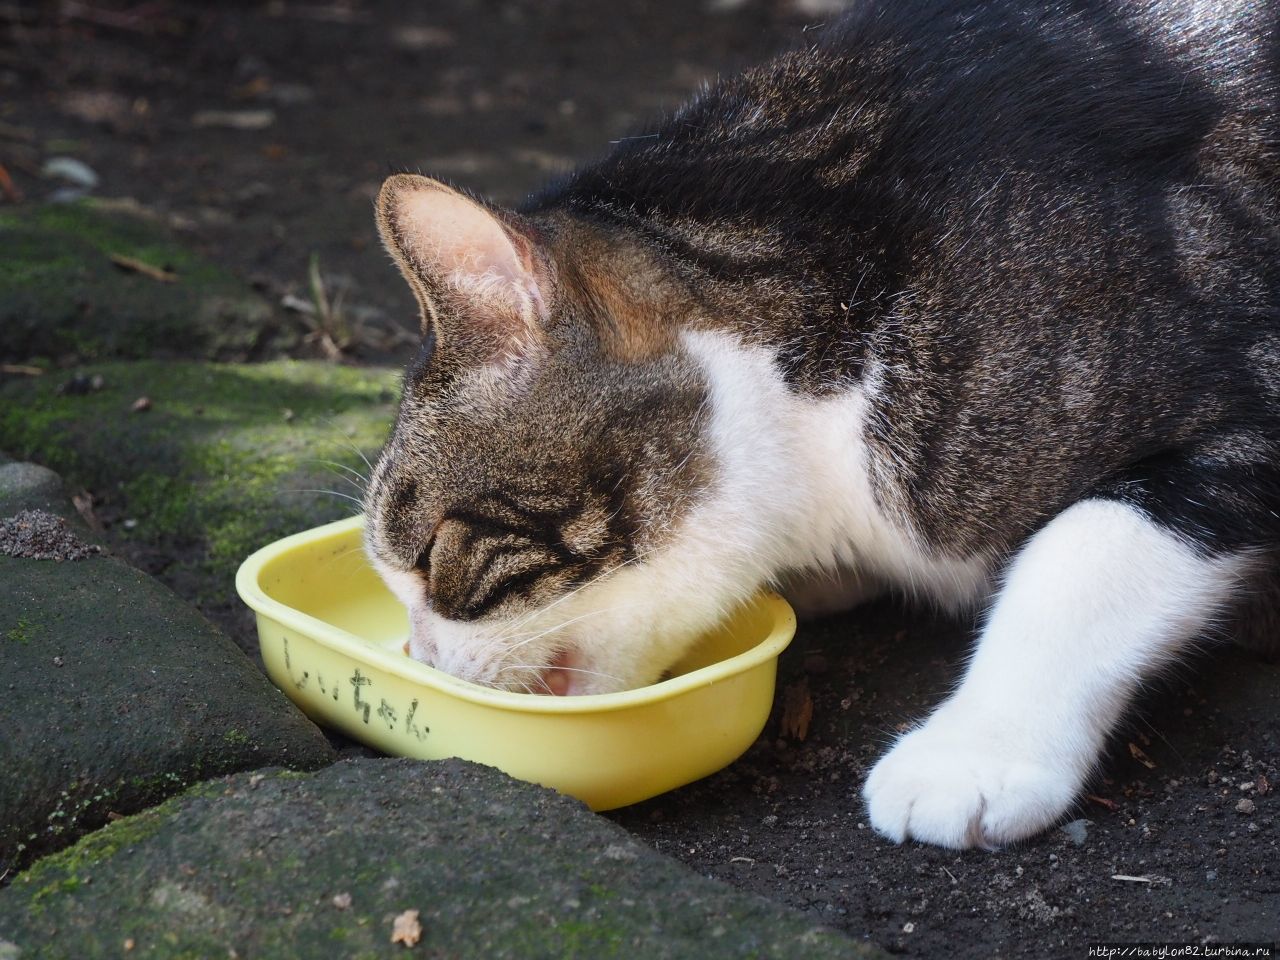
0, 203, 220, 289
16, 790, 196, 913
0, 245, 81, 289
4, 618, 35, 644
0, 202, 288, 363
0, 359, 397, 609
551, 920, 626, 958
29, 874, 81, 906
222, 729, 251, 747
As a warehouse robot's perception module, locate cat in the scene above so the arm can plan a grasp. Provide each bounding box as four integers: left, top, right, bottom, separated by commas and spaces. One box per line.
361, 0, 1280, 850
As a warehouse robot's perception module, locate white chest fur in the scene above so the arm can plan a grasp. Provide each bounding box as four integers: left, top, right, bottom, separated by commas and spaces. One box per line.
682, 329, 991, 610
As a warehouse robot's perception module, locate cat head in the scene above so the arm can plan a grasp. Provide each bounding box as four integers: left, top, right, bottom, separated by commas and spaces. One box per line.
363, 174, 761, 695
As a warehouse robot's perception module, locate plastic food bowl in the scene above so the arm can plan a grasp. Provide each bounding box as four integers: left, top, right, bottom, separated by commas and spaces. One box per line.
235, 516, 796, 810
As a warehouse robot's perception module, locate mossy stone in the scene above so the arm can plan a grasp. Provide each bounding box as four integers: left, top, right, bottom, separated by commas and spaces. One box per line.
0, 760, 879, 959
0, 201, 295, 363
0, 539, 335, 873
0, 360, 399, 641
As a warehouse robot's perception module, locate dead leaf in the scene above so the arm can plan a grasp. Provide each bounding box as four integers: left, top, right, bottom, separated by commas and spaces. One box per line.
1086, 793, 1119, 812
61, 90, 131, 127
780, 679, 813, 741
110, 254, 177, 283
72, 491, 104, 532
1, 364, 43, 376
390, 908, 422, 947
391, 25, 456, 50
1127, 742, 1157, 769
192, 109, 276, 130
0, 163, 22, 203
233, 76, 272, 99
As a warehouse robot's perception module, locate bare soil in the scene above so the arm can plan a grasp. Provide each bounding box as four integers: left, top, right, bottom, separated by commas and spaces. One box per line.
3, 3, 1276, 956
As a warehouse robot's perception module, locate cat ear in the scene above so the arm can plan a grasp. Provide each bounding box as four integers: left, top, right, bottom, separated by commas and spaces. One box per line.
376, 173, 548, 363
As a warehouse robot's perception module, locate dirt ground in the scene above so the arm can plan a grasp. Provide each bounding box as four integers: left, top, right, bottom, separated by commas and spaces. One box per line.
3, 3, 1277, 956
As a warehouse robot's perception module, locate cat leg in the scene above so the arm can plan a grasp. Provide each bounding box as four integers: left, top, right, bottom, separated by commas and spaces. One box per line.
777, 565, 883, 620
862, 496, 1252, 849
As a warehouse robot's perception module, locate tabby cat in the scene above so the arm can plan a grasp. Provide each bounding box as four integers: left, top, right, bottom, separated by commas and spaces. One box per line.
362, 0, 1280, 849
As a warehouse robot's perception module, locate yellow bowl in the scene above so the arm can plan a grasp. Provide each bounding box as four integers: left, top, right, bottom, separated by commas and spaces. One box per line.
235, 516, 796, 810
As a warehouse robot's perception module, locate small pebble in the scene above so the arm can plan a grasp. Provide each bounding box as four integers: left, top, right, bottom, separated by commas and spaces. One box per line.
42, 156, 99, 189
1206, 870, 1217, 882
1235, 798, 1256, 815
131, 396, 152, 413
332, 892, 352, 910
1059, 819, 1091, 846
902, 922, 915, 934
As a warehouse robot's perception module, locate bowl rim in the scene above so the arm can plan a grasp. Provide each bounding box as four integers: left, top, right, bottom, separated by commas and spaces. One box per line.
235, 515, 796, 716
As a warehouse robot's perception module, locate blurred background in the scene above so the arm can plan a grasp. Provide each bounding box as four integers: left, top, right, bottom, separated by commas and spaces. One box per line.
1, 0, 830, 366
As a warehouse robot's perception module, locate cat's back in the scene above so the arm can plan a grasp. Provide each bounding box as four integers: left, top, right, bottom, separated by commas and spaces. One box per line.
553, 0, 1279, 228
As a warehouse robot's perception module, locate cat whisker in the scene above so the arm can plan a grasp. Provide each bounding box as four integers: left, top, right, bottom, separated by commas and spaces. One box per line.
319, 417, 379, 478
497, 548, 653, 639
494, 602, 641, 657
290, 488, 367, 508
306, 458, 370, 492
319, 542, 369, 567
503, 663, 624, 684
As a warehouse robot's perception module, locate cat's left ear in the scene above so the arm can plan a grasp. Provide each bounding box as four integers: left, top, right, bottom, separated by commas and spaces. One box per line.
376, 173, 549, 363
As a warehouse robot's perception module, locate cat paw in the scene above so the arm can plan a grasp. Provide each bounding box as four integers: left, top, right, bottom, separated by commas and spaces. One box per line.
862, 723, 1080, 849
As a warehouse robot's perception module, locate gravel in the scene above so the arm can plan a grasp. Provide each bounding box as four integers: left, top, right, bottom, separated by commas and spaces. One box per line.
0, 509, 101, 561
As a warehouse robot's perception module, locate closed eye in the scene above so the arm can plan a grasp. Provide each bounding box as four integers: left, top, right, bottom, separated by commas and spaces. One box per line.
413, 548, 432, 576
459, 548, 562, 619
412, 519, 444, 579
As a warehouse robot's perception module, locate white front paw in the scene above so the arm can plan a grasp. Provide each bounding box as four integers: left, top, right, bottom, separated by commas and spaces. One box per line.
862, 720, 1081, 849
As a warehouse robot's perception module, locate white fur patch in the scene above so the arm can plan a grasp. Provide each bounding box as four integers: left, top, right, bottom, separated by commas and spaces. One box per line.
678, 330, 991, 608
864, 498, 1250, 848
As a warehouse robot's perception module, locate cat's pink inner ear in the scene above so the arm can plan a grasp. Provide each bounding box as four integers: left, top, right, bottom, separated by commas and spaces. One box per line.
380, 174, 546, 326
